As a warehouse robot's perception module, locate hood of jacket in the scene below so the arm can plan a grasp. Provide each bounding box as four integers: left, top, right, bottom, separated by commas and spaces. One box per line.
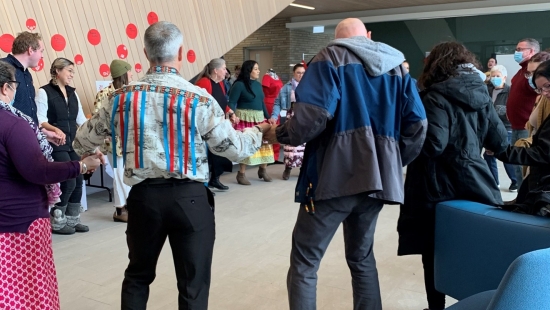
327, 36, 405, 77
428, 74, 492, 111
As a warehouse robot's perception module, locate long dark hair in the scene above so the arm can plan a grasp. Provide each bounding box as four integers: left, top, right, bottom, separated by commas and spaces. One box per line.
418, 42, 479, 90
236, 60, 258, 97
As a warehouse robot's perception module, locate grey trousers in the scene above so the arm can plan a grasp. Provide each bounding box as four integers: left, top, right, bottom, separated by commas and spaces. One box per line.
287, 193, 384, 310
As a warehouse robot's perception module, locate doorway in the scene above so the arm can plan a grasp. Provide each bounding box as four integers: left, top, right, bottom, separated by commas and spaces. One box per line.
244, 47, 273, 75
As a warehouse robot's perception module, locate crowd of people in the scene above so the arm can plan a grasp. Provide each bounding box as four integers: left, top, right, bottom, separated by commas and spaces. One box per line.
0, 16, 548, 310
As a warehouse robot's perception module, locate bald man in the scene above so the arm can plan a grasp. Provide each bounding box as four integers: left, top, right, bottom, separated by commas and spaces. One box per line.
267, 18, 427, 309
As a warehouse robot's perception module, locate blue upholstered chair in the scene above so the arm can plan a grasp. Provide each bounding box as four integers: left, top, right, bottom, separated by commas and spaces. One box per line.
446, 247, 550, 309
434, 200, 550, 301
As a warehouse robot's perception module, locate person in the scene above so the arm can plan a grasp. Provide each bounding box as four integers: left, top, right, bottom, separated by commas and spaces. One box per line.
397, 42, 508, 310
223, 68, 232, 99
228, 60, 274, 185
487, 57, 497, 70
195, 58, 236, 190
506, 38, 540, 189
403, 60, 419, 91
483, 64, 517, 191
0, 32, 60, 140
36, 57, 90, 235
262, 68, 283, 162
0, 60, 102, 310
269, 63, 306, 180
229, 64, 240, 85
264, 18, 427, 310
93, 59, 134, 222
497, 59, 550, 202
73, 21, 270, 309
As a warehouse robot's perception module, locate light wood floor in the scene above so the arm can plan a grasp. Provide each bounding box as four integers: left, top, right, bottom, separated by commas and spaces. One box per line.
53, 163, 516, 309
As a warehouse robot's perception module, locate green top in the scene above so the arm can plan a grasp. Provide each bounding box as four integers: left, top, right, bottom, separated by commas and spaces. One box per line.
228, 80, 269, 119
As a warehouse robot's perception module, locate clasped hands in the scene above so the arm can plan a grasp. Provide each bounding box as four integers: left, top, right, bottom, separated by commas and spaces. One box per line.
256, 122, 279, 144
80, 148, 106, 174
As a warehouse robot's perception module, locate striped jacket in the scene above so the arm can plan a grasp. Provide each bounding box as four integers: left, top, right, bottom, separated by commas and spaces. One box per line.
73, 66, 263, 186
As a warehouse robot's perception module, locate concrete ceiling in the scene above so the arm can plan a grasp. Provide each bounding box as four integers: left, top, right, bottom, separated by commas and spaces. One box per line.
276, 0, 483, 18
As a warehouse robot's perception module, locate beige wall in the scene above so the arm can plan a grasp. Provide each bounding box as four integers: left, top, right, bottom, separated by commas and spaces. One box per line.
0, 0, 292, 115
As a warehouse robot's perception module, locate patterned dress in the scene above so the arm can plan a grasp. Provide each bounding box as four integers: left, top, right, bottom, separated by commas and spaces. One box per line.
284, 102, 305, 168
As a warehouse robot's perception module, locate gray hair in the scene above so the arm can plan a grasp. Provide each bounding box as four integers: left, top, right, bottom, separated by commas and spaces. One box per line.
491, 64, 507, 77
50, 57, 74, 84
144, 21, 184, 64
519, 38, 541, 53
196, 58, 226, 81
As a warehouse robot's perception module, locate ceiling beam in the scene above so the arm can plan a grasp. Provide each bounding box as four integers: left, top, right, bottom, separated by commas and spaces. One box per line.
286, 0, 550, 29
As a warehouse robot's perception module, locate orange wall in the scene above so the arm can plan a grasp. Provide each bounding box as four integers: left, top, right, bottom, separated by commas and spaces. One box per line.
0, 0, 291, 114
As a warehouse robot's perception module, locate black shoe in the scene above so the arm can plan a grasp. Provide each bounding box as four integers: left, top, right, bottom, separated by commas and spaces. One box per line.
509, 183, 518, 192
208, 177, 229, 190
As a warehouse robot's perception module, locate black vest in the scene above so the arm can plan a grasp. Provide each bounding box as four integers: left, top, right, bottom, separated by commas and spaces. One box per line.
41, 81, 79, 152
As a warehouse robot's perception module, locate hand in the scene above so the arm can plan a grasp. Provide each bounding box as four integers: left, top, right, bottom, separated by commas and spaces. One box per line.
81, 156, 101, 173
263, 125, 278, 144
53, 127, 66, 144
41, 128, 63, 146
268, 117, 277, 125
231, 114, 240, 124
82, 148, 106, 167
255, 123, 271, 134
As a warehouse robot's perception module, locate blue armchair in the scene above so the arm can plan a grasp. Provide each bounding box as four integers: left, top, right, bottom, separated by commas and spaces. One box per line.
433, 200, 550, 301
446, 247, 550, 309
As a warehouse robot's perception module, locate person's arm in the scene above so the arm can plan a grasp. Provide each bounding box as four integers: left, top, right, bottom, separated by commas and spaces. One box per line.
399, 75, 427, 166
6, 120, 80, 184
75, 92, 88, 126
421, 95, 449, 159
73, 92, 114, 156
271, 85, 286, 120
483, 103, 509, 154
227, 81, 242, 112
35, 88, 66, 142
496, 119, 550, 166
276, 56, 339, 146
195, 77, 212, 94
195, 93, 264, 162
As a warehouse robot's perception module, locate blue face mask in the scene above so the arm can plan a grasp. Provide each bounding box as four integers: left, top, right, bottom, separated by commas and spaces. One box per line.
528, 77, 536, 89
491, 77, 503, 87
514, 51, 524, 63
7, 84, 16, 106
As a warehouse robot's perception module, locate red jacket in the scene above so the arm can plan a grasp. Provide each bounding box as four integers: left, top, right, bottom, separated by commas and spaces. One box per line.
506, 62, 538, 130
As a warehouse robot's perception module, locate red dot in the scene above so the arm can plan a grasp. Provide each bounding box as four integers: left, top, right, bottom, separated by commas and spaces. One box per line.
51, 34, 66, 52
87, 29, 101, 46
74, 54, 84, 65
31, 59, 44, 72
99, 64, 110, 77
117, 44, 128, 59
147, 12, 158, 25
126, 23, 138, 39
0, 34, 14, 53
135, 63, 142, 73
187, 50, 196, 63
26, 19, 37, 31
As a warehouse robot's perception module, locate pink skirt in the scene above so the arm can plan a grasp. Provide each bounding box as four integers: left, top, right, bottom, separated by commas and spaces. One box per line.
0, 218, 60, 310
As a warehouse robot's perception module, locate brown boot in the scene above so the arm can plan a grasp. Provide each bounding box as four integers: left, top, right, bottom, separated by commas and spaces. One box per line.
236, 172, 251, 185
282, 167, 291, 180
258, 167, 273, 182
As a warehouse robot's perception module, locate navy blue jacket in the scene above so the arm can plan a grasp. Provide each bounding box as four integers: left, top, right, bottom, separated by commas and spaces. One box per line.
1, 55, 38, 124
276, 36, 427, 204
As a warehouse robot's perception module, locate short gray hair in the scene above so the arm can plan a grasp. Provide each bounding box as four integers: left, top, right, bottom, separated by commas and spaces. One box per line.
519, 38, 540, 53
144, 21, 184, 63
491, 64, 507, 77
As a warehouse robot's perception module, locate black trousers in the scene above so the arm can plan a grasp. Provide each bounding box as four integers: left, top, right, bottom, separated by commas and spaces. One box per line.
51, 150, 83, 206
121, 179, 216, 310
422, 248, 446, 310
207, 149, 232, 179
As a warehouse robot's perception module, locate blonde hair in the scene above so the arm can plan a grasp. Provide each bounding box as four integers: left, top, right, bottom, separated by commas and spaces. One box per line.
50, 58, 74, 85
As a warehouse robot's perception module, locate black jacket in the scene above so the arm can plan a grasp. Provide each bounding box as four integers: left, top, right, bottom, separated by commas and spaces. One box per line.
488, 84, 511, 131
41, 81, 79, 152
398, 74, 509, 255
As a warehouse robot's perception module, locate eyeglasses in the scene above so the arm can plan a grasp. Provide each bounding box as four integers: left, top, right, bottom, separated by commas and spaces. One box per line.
6, 81, 19, 89
534, 84, 550, 94
516, 47, 532, 52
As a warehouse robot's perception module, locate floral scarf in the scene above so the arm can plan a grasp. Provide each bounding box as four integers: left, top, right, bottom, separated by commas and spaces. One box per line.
0, 101, 61, 207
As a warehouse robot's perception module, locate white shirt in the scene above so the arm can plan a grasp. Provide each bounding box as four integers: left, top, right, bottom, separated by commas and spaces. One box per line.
36, 88, 88, 127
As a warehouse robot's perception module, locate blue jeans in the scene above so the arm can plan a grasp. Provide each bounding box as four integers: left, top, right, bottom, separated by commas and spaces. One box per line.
484, 131, 517, 186
511, 129, 529, 187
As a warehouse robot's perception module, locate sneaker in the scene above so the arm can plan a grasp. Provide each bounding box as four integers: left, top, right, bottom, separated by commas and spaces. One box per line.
509, 183, 518, 192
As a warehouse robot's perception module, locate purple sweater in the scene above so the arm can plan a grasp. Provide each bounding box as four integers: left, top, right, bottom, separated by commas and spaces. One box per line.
0, 110, 80, 233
